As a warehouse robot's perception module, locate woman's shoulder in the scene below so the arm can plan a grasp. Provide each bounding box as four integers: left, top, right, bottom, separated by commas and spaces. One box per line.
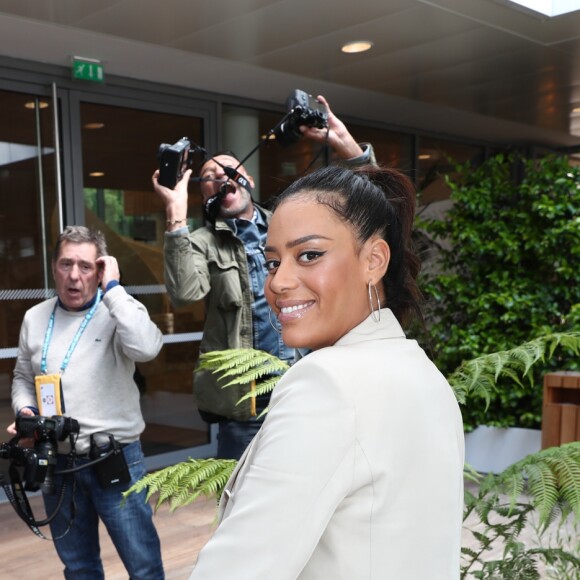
290, 346, 347, 374
279, 347, 362, 398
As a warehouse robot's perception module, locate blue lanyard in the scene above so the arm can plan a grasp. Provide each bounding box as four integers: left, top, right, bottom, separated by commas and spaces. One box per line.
40, 289, 102, 374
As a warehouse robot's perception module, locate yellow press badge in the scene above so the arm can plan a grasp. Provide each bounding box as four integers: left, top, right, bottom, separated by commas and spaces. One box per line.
35, 373, 65, 415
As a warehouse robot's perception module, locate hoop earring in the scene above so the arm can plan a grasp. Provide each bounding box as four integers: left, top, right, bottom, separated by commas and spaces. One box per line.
268, 309, 281, 334
368, 282, 381, 323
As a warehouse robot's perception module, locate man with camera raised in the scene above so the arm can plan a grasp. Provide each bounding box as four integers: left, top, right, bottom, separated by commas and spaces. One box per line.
152, 94, 375, 460
7, 225, 165, 579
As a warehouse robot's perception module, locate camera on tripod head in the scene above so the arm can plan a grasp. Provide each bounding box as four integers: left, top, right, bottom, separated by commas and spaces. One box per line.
0, 415, 79, 494
274, 90, 328, 147
157, 137, 193, 189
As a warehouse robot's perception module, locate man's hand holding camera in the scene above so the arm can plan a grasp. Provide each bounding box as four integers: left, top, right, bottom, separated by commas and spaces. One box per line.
300, 95, 364, 160
6, 406, 35, 438
152, 167, 192, 232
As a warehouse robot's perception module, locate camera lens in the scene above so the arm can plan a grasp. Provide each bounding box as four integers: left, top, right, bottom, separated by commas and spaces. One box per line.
36, 440, 58, 495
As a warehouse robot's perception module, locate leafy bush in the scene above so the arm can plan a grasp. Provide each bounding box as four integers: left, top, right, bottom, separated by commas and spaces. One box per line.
418, 152, 580, 430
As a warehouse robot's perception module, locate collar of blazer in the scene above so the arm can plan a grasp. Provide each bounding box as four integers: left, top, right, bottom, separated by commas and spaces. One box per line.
334, 308, 405, 347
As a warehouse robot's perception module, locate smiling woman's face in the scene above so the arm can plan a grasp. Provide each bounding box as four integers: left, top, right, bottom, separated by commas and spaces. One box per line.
265, 196, 379, 351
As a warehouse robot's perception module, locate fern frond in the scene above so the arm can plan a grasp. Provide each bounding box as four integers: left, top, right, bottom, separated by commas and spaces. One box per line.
463, 462, 483, 484
497, 470, 526, 515
525, 461, 559, 525
222, 363, 288, 387
197, 349, 264, 371
448, 332, 580, 404
490, 442, 580, 526
548, 445, 580, 520
236, 376, 281, 404
122, 458, 236, 512
123, 462, 175, 503
199, 349, 289, 390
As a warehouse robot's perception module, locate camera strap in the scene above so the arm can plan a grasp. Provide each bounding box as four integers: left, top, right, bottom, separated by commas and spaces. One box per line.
202, 162, 256, 225
0, 458, 76, 540
222, 165, 253, 195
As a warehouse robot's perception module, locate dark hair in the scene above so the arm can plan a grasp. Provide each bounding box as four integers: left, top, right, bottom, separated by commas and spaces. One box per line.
52, 225, 108, 262
202, 150, 240, 164
199, 151, 244, 179
272, 164, 422, 327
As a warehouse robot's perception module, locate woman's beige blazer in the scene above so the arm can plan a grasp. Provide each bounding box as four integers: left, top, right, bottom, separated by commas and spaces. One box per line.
190, 309, 465, 579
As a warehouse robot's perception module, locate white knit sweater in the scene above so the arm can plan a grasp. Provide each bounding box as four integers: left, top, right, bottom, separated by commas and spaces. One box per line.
12, 285, 163, 453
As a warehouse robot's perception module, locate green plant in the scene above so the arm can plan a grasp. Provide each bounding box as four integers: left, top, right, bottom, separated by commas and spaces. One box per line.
461, 471, 580, 579
418, 152, 580, 430
447, 331, 580, 407
461, 442, 580, 578
124, 458, 236, 512
196, 348, 289, 416
539, 518, 580, 579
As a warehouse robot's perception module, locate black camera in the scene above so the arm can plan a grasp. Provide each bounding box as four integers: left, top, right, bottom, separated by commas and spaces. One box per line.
157, 137, 192, 189
274, 90, 328, 147
0, 415, 79, 494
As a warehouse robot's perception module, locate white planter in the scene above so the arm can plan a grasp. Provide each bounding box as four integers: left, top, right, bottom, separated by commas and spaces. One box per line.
464, 425, 542, 474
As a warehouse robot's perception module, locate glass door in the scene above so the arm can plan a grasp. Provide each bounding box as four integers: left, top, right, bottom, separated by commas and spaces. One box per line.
75, 99, 213, 462
0, 87, 60, 436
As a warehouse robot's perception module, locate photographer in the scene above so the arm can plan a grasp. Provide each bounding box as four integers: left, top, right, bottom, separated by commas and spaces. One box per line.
7, 226, 164, 580
152, 95, 375, 460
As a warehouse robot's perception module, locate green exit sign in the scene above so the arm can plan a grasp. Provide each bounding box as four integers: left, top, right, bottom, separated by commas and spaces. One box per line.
72, 58, 104, 83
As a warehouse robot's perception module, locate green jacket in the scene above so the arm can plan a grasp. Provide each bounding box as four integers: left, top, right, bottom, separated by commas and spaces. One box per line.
164, 204, 272, 421
164, 144, 376, 421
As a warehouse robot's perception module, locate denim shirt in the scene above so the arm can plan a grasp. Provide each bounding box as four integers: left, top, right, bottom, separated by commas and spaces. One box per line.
226, 210, 294, 364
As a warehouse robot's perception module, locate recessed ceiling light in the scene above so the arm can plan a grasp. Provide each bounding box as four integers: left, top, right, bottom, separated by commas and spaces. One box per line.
341, 40, 374, 54
24, 101, 49, 110
84, 122, 105, 130
418, 154, 432, 160
89, 172, 105, 177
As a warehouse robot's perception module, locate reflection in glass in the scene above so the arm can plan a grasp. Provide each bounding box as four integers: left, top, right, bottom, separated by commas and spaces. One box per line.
0, 89, 59, 439
80, 102, 209, 455
417, 137, 484, 207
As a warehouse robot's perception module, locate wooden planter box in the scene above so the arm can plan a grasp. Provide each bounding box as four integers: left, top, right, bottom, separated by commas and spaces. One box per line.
541, 371, 580, 449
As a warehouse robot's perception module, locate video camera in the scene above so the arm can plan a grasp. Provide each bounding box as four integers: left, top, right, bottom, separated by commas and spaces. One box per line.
157, 137, 194, 189
274, 89, 328, 147
0, 415, 79, 494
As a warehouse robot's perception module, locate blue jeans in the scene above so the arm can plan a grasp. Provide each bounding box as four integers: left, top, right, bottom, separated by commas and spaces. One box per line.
217, 418, 263, 459
43, 441, 164, 580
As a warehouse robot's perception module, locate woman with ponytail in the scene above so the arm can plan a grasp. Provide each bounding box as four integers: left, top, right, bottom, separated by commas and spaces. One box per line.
190, 165, 464, 580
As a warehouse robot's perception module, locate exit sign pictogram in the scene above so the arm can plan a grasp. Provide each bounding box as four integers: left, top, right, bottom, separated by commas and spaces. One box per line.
72, 58, 104, 83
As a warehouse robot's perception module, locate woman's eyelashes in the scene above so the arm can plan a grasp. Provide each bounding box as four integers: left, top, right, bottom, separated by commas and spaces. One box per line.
298, 250, 325, 264
265, 250, 326, 273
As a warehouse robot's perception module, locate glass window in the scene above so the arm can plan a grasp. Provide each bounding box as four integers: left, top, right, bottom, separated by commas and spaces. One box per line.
417, 136, 484, 207
220, 105, 330, 203
0, 88, 58, 434
221, 107, 416, 204
346, 124, 414, 174
80, 102, 209, 457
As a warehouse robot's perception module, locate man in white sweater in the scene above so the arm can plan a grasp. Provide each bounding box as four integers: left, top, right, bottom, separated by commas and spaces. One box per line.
8, 226, 164, 580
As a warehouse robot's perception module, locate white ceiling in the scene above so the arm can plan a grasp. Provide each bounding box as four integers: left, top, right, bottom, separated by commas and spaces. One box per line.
0, 0, 580, 148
